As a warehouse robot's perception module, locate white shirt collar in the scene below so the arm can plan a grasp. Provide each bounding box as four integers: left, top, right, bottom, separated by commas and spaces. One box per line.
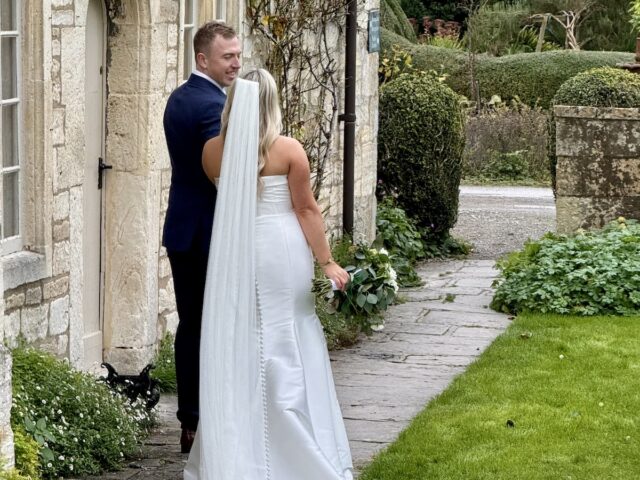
192, 69, 226, 95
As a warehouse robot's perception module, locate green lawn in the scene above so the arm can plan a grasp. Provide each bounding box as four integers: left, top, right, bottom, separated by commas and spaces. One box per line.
359, 314, 640, 480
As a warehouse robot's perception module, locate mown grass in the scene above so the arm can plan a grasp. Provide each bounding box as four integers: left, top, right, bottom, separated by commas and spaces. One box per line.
359, 314, 640, 479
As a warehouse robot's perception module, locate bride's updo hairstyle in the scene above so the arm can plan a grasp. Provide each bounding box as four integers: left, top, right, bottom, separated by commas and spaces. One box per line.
220, 68, 283, 176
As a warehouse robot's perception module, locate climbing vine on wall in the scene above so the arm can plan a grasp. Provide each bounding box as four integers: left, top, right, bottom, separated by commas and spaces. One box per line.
247, 0, 355, 197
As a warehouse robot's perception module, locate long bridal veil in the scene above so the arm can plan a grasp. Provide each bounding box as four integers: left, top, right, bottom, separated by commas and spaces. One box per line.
184, 78, 268, 479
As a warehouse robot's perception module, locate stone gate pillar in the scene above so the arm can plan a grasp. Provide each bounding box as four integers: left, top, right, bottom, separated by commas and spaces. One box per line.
555, 106, 640, 233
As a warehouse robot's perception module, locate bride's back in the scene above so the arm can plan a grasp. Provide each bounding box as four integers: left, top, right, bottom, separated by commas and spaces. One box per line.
202, 135, 296, 181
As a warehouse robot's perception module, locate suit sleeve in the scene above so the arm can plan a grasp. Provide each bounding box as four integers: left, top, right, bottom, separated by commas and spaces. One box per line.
199, 99, 224, 142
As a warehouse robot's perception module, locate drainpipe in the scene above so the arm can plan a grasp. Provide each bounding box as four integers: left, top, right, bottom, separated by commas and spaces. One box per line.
341, 0, 357, 236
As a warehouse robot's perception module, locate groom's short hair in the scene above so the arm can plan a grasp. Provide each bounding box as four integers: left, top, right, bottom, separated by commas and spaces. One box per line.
194, 21, 237, 59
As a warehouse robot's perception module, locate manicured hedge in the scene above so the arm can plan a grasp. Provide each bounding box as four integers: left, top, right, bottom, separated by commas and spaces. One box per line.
381, 28, 635, 108
378, 72, 465, 234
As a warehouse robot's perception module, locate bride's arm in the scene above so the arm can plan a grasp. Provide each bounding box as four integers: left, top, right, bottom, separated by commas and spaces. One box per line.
287, 139, 350, 290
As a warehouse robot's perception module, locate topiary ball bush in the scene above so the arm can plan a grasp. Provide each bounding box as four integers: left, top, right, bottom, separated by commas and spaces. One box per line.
549, 67, 640, 192
378, 72, 465, 235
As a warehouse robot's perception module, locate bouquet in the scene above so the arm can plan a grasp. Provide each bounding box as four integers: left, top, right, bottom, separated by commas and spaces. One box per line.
313, 245, 398, 333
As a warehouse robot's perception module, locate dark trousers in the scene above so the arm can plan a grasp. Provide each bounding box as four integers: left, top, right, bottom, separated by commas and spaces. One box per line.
167, 246, 209, 431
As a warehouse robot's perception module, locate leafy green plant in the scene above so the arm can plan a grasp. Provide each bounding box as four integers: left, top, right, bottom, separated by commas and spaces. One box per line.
12, 425, 41, 479
631, 0, 640, 32
421, 35, 465, 50
11, 348, 154, 478
381, 0, 417, 41
0, 467, 33, 480
375, 197, 425, 287
379, 44, 415, 85
491, 218, 640, 316
150, 333, 177, 393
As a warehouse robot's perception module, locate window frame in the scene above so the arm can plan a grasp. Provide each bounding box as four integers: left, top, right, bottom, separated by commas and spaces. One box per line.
182, 0, 198, 81
0, 0, 23, 256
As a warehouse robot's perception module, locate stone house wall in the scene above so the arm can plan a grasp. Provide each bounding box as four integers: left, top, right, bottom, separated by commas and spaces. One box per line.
1, 0, 379, 466
555, 106, 640, 233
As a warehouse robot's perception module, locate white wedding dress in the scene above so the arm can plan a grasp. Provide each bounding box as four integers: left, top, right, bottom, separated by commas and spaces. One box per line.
184, 79, 353, 480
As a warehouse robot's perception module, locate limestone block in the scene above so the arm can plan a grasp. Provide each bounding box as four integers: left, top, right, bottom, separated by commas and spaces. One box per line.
21, 304, 49, 342
103, 344, 155, 375
165, 311, 179, 335
52, 9, 74, 26
53, 220, 71, 242
108, 25, 146, 95
43, 275, 70, 300
50, 296, 70, 335
158, 278, 175, 314
5, 291, 25, 310
0, 347, 14, 468
556, 116, 640, 159
148, 25, 170, 93
165, 69, 177, 94
53, 191, 70, 221
556, 156, 640, 197
168, 24, 178, 49
60, 27, 85, 106
106, 93, 143, 171
52, 107, 66, 146
556, 196, 640, 233
167, 48, 177, 70
103, 171, 160, 349
158, 256, 171, 279
38, 334, 69, 358
148, 93, 170, 170
52, 0, 73, 7
52, 37, 61, 57
150, 0, 179, 23
25, 286, 43, 305
53, 240, 70, 276
4, 310, 20, 348
54, 103, 85, 191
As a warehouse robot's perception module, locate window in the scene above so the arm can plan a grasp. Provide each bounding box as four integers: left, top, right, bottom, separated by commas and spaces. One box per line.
215, 0, 225, 20
0, 0, 21, 254
182, 0, 198, 81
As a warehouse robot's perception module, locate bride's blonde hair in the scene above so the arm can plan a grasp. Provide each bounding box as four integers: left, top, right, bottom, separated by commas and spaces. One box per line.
220, 69, 282, 177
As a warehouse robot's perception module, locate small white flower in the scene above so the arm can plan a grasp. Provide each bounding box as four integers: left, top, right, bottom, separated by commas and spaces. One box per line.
58, 455, 65, 461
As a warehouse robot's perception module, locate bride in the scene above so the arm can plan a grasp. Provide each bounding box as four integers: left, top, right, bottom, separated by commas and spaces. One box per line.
183, 69, 354, 479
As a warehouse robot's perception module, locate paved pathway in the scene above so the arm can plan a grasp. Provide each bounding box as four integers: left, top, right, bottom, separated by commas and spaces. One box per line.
78, 186, 555, 479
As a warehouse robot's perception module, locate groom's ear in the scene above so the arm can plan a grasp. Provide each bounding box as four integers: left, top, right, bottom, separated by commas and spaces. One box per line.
196, 52, 207, 70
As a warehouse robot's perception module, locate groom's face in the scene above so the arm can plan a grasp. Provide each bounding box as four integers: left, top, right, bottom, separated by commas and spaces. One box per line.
201, 35, 242, 87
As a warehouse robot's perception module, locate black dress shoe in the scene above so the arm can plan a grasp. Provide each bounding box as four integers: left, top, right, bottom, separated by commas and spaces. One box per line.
181, 428, 196, 454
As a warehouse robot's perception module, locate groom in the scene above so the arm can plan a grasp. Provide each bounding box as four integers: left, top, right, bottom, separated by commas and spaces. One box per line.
162, 21, 241, 454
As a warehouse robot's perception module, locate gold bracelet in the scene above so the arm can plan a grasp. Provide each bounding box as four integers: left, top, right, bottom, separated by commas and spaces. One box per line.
319, 257, 334, 267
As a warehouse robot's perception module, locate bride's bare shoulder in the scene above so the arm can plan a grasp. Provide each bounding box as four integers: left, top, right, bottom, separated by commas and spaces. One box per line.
202, 135, 223, 180
275, 136, 305, 158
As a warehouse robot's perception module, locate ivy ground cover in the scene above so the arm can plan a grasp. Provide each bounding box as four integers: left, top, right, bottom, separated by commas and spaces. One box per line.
359, 314, 640, 480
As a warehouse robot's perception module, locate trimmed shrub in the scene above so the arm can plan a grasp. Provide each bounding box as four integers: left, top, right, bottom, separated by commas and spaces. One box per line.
549, 67, 640, 191
491, 218, 640, 316
381, 0, 416, 42
378, 72, 465, 235
465, 2, 531, 55
381, 30, 635, 108
473, 50, 635, 108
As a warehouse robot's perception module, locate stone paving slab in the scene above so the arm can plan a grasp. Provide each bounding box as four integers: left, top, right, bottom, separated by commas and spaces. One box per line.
78, 259, 510, 479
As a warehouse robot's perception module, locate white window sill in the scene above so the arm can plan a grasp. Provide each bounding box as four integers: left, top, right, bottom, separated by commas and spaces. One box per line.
3, 251, 48, 290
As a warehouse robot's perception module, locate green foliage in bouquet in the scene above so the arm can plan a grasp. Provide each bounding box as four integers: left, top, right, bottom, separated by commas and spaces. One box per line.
491, 218, 640, 316
314, 244, 399, 334
11, 348, 154, 479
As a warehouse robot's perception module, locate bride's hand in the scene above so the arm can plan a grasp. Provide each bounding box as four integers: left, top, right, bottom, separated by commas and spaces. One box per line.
322, 261, 350, 291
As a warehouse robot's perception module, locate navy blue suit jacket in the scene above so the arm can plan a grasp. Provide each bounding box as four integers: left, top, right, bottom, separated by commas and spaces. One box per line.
162, 74, 225, 253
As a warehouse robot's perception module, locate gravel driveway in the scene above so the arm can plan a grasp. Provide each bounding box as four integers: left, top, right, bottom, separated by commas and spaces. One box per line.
451, 185, 556, 260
